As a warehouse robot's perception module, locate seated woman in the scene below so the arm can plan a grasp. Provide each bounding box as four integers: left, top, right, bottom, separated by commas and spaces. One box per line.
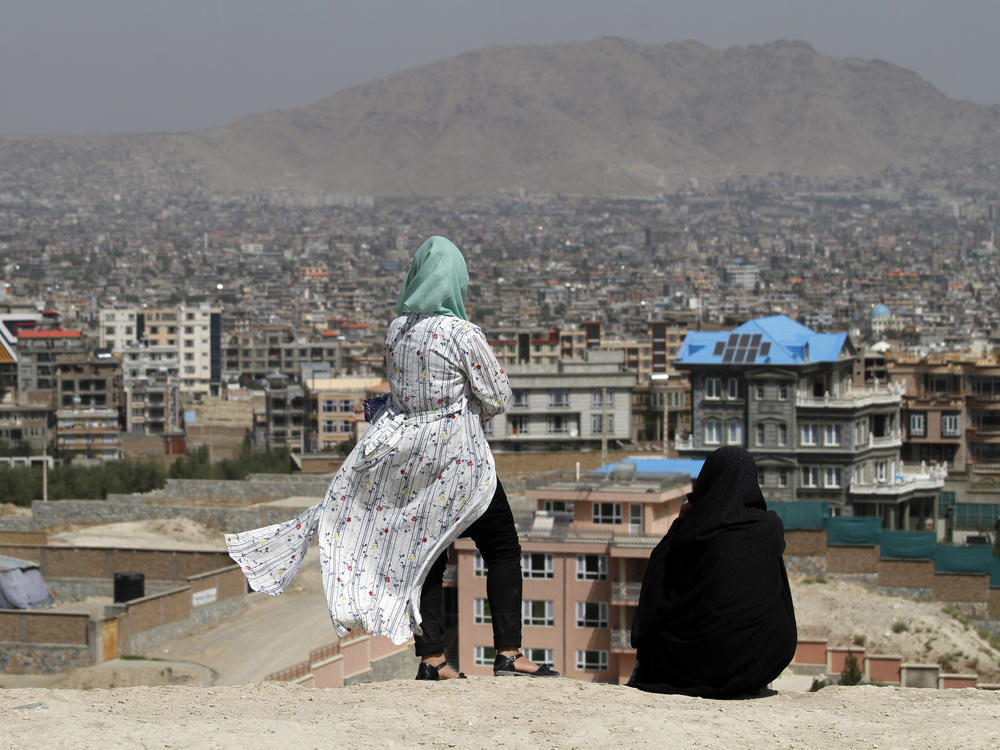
629, 446, 796, 697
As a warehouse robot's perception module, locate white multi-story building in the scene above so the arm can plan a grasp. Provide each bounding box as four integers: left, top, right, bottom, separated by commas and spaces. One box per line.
98, 304, 221, 397
487, 349, 637, 451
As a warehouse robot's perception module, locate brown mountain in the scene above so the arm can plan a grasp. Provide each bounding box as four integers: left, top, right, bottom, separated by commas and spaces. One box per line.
4, 38, 1000, 197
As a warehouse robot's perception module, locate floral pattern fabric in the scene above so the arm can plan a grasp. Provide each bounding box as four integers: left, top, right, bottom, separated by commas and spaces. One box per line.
226, 313, 510, 645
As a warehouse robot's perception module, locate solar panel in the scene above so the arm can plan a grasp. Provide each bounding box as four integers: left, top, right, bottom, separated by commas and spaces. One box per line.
716, 333, 771, 364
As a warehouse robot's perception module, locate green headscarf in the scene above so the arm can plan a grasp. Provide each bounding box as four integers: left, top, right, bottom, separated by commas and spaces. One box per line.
395, 236, 470, 321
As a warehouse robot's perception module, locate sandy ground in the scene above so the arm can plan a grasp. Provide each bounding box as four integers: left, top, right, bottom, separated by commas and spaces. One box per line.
2, 680, 999, 750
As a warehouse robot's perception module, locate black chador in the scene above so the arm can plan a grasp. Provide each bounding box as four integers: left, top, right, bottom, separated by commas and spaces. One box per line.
630, 447, 797, 697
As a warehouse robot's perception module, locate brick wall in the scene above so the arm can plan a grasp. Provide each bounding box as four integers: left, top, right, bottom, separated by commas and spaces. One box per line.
932, 572, 990, 603
878, 558, 936, 588
0, 612, 90, 645
784, 529, 827, 556
990, 588, 1000, 619
827, 545, 879, 574
0, 531, 47, 545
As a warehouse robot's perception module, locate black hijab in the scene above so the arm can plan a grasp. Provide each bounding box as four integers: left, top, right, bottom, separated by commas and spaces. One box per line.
630, 447, 796, 697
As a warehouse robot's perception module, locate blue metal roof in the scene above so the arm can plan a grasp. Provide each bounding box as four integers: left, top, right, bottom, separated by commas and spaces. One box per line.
676, 315, 847, 366
591, 457, 704, 480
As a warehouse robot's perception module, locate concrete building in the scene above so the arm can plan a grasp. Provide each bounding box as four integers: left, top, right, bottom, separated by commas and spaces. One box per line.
486, 350, 637, 452
99, 305, 221, 398
674, 315, 945, 527
889, 351, 1000, 476
0, 403, 51, 453
55, 407, 122, 462
304, 375, 385, 452
452, 460, 693, 681
262, 374, 306, 452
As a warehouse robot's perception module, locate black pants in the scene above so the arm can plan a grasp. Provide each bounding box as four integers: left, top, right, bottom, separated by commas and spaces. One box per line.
413, 479, 522, 657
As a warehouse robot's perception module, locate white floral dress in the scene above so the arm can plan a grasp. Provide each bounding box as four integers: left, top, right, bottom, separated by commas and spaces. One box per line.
226, 313, 510, 644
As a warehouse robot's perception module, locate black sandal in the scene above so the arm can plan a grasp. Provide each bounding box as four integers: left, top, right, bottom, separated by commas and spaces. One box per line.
493, 652, 559, 677
415, 660, 467, 680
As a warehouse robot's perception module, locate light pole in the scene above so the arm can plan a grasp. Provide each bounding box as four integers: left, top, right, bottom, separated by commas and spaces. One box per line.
651, 373, 670, 458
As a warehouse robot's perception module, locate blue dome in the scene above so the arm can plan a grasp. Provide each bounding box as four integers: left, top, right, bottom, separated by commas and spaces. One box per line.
871, 303, 891, 319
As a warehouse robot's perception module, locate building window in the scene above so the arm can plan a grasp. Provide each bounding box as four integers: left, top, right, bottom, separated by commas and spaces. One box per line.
575, 650, 609, 671
801, 466, 819, 487
474, 598, 492, 624
575, 601, 609, 628
824, 467, 842, 488
876, 461, 888, 483
705, 420, 722, 445
705, 377, 721, 400
482, 419, 493, 436
757, 470, 765, 487
474, 646, 497, 666
910, 412, 926, 437
548, 389, 569, 408
778, 469, 789, 488
629, 503, 642, 533
591, 414, 614, 434
941, 412, 961, 437
339, 399, 353, 412
823, 424, 842, 446
592, 389, 614, 407
591, 503, 621, 525
755, 384, 765, 400
522, 600, 555, 627
727, 420, 743, 445
512, 390, 528, 408
801, 423, 818, 446
727, 378, 740, 399
755, 423, 765, 446
474, 551, 487, 577
544, 501, 574, 514
778, 384, 788, 401
521, 553, 554, 579
524, 648, 554, 666
576, 554, 608, 581
510, 415, 529, 435
547, 415, 568, 434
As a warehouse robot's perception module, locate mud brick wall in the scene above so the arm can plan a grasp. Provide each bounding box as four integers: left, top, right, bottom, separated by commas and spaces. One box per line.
826, 545, 879, 574
932, 572, 991, 603
0, 612, 89, 644
784, 529, 827, 556
878, 558, 937, 588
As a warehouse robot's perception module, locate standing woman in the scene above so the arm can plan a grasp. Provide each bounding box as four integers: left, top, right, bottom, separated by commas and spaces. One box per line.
226, 236, 556, 679
629, 446, 796, 697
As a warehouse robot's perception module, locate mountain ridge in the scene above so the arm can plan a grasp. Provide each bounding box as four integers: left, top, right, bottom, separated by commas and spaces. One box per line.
3, 37, 999, 197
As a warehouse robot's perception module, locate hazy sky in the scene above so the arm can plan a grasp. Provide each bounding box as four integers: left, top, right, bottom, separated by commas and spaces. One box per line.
2, 0, 998, 135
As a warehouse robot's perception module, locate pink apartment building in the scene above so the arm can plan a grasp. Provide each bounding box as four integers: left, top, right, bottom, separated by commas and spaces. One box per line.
452, 463, 693, 682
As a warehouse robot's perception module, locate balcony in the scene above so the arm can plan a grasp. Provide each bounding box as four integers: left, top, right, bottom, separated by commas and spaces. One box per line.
849, 463, 947, 497
796, 381, 905, 409
610, 629, 635, 652
610, 582, 642, 603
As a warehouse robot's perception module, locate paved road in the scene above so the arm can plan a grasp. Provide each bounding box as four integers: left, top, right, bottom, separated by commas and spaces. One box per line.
148, 562, 350, 686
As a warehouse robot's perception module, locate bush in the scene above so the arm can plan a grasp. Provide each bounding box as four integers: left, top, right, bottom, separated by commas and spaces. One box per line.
891, 620, 909, 633
839, 651, 863, 686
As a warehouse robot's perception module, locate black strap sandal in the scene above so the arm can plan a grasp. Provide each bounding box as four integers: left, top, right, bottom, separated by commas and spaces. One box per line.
493, 652, 559, 677
415, 660, 467, 680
